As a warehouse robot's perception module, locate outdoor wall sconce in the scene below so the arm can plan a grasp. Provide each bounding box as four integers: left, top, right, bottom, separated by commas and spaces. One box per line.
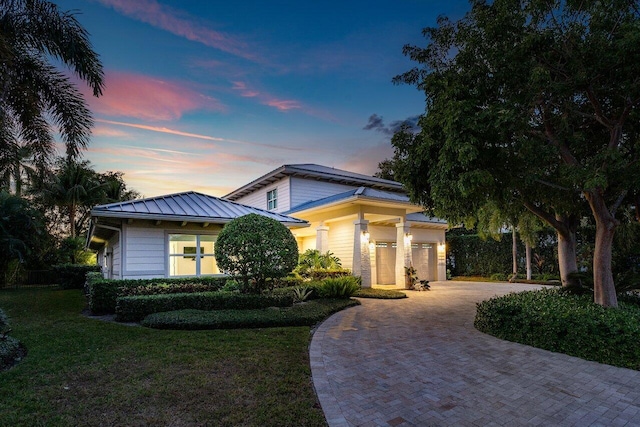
405, 232, 413, 241
362, 231, 370, 241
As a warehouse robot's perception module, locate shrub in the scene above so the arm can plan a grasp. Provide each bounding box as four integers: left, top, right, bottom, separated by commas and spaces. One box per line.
318, 276, 361, 299
475, 288, 640, 370
489, 273, 508, 281
0, 308, 24, 371
53, 264, 102, 289
292, 286, 313, 303
353, 288, 407, 299
116, 291, 294, 322
215, 214, 298, 293
141, 299, 360, 330
86, 275, 228, 315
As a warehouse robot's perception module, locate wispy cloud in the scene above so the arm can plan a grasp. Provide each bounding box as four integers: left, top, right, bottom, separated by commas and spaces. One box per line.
96, 0, 261, 63
231, 81, 302, 112
86, 71, 223, 121
96, 119, 305, 151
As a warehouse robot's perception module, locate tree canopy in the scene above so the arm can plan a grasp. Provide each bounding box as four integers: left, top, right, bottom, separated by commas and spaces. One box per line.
0, 0, 104, 171
390, 0, 640, 307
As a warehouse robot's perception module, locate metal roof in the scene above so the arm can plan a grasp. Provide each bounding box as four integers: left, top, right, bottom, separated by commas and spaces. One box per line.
285, 186, 417, 214
91, 191, 308, 227
224, 164, 405, 200
406, 212, 448, 225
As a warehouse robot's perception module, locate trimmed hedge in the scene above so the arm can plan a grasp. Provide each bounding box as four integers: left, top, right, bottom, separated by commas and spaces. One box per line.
141, 298, 360, 330
116, 291, 294, 322
354, 288, 407, 299
86, 275, 228, 315
53, 264, 102, 289
475, 288, 640, 370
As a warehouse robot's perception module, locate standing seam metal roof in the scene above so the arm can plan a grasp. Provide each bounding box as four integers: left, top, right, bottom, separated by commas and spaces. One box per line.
91, 191, 308, 225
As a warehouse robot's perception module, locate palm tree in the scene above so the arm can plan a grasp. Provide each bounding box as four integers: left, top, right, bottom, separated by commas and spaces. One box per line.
0, 0, 104, 166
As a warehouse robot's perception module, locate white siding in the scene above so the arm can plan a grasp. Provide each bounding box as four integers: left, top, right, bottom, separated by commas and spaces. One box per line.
327, 219, 354, 270
289, 177, 357, 210
124, 225, 165, 275
111, 241, 121, 280
234, 177, 291, 212
299, 236, 315, 252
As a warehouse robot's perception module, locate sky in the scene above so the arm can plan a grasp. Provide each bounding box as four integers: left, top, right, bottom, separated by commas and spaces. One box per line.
56, 0, 470, 197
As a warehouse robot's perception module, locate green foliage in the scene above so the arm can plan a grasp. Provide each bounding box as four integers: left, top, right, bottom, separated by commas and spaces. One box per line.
318, 276, 361, 299
119, 282, 225, 297
475, 289, 640, 370
392, 0, 640, 305
214, 214, 298, 293
52, 264, 101, 289
85, 275, 228, 314
295, 249, 344, 274
0, 191, 45, 275
447, 229, 559, 277
141, 299, 360, 330
0, 0, 104, 166
116, 292, 294, 323
292, 286, 313, 303
0, 308, 23, 371
404, 265, 418, 289
353, 288, 407, 299
56, 236, 96, 265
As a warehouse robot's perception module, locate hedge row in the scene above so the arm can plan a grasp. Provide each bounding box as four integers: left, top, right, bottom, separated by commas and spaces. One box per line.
116, 291, 294, 322
53, 264, 102, 289
475, 288, 640, 370
86, 274, 228, 315
141, 299, 360, 330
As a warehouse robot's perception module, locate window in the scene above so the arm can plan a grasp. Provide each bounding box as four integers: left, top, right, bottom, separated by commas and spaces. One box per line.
267, 188, 278, 210
169, 234, 218, 277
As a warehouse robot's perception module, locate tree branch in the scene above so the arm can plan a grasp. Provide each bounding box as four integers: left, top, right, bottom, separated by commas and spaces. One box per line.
542, 106, 579, 165
610, 190, 628, 218
585, 86, 613, 128
522, 200, 567, 235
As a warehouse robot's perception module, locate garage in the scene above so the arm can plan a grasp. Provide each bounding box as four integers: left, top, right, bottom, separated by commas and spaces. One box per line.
375, 242, 396, 285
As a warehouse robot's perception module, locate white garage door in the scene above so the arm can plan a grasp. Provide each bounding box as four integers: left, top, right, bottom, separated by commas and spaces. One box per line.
412, 243, 435, 281
375, 242, 396, 285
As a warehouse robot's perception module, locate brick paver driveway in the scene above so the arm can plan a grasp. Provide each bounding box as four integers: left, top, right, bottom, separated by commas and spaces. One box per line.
310, 281, 640, 426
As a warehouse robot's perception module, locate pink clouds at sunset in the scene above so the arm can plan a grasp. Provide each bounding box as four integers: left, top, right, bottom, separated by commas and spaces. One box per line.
231, 81, 301, 111
87, 71, 224, 121
95, 0, 260, 63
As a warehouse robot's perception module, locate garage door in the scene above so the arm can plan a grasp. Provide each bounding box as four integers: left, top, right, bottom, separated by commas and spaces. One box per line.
375, 242, 396, 285
412, 243, 434, 281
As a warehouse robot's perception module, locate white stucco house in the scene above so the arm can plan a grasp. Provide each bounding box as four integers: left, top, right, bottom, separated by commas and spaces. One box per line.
87, 164, 448, 287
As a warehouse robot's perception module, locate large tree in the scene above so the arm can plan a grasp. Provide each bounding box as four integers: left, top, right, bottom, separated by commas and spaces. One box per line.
0, 0, 104, 168
391, 0, 640, 307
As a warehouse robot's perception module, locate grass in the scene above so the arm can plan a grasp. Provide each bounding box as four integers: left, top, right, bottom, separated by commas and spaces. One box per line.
142, 299, 360, 329
0, 289, 330, 426
353, 288, 407, 299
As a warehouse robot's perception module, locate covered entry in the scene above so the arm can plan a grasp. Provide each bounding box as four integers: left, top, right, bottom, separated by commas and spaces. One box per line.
376, 241, 436, 285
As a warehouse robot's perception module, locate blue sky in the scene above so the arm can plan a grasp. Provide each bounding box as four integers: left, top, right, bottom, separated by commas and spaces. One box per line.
56, 0, 469, 197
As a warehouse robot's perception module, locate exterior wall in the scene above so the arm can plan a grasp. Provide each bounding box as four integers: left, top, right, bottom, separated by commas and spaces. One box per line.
327, 218, 355, 270
110, 234, 121, 280
289, 176, 357, 210
233, 177, 291, 213
298, 236, 315, 252
120, 221, 223, 280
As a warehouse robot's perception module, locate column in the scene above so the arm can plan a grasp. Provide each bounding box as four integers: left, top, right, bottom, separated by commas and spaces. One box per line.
395, 222, 413, 288
316, 225, 329, 253
437, 241, 447, 281
352, 219, 372, 288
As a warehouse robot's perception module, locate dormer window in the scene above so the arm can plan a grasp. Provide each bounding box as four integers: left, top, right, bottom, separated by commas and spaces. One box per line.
267, 188, 278, 210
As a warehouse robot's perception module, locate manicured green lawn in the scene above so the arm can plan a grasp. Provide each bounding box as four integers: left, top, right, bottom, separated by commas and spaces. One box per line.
0, 289, 328, 426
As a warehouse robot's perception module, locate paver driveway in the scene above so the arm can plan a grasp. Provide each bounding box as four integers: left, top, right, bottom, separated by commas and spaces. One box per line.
310, 281, 640, 427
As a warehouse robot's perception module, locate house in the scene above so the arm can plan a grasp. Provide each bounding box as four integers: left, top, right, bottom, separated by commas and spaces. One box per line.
86, 191, 308, 280
87, 164, 448, 286
224, 164, 447, 286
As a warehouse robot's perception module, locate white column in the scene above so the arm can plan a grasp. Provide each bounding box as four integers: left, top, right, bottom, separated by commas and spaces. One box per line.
395, 222, 413, 287
353, 219, 372, 288
316, 225, 329, 253
437, 242, 447, 281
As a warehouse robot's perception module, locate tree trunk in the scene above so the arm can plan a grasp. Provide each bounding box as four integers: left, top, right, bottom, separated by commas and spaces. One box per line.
585, 190, 619, 308
525, 242, 532, 280
69, 204, 76, 239
557, 230, 578, 287
512, 226, 517, 276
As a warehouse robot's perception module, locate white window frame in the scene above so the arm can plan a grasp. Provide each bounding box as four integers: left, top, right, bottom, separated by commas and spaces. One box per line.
168, 234, 217, 277
267, 188, 278, 210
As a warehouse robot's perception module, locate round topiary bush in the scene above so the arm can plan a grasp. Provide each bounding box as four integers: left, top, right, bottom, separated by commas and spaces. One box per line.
215, 213, 298, 293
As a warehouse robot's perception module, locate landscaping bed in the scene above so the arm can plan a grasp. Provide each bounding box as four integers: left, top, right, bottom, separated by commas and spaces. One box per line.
142, 299, 360, 330
475, 288, 640, 370
353, 288, 406, 299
